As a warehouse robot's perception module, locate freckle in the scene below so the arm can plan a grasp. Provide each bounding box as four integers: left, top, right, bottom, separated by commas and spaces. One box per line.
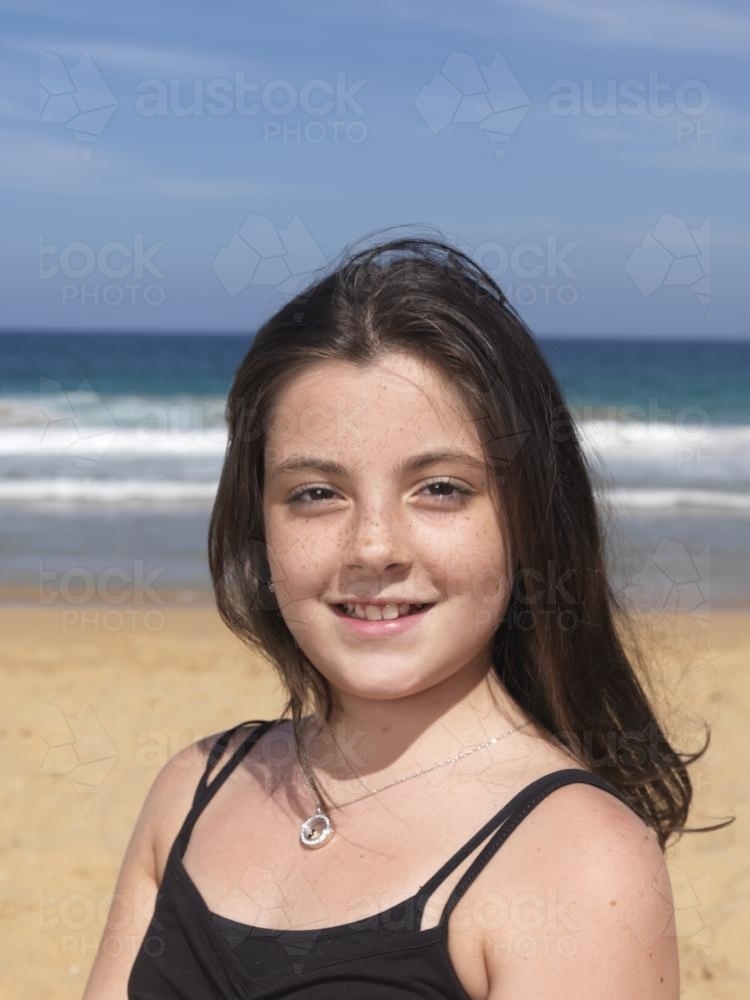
659, 977, 664, 983
609, 900, 616, 906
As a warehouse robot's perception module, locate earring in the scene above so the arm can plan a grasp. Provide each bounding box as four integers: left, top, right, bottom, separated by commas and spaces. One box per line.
268, 580, 275, 593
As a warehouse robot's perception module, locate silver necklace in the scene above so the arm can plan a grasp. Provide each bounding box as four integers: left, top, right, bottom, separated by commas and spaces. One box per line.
296, 719, 533, 849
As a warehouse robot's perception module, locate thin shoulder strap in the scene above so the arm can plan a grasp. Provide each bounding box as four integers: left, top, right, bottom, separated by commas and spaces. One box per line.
193, 719, 275, 805
415, 768, 629, 923
176, 718, 278, 853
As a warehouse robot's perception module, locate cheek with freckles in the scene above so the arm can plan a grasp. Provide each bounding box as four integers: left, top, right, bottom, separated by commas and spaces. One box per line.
262, 520, 347, 631
434, 515, 509, 597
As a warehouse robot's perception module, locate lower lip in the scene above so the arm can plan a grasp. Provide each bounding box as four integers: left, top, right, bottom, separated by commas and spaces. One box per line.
329, 603, 435, 636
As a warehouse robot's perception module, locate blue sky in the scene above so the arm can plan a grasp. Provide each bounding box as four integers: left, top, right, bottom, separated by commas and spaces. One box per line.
2, 0, 749, 336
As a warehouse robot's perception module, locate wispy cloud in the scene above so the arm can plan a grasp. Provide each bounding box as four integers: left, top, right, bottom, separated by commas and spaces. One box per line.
441, 218, 657, 248
7, 37, 267, 78
0, 95, 35, 120
386, 0, 750, 54
140, 176, 316, 199
503, 0, 750, 54
0, 128, 317, 198
442, 216, 750, 251
571, 102, 749, 170
620, 147, 750, 170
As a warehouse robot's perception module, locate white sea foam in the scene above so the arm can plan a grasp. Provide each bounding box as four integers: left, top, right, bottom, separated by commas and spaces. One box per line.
0, 415, 747, 467
0, 426, 227, 456
579, 419, 750, 449
0, 478, 218, 502
603, 488, 750, 513
0, 401, 748, 511
0, 393, 228, 455
0, 477, 746, 514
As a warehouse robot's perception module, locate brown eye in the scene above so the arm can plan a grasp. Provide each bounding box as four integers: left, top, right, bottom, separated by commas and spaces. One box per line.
422, 479, 472, 502
286, 480, 472, 506
288, 486, 338, 505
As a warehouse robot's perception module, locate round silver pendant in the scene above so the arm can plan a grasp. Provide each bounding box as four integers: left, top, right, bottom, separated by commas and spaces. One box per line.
300, 807, 334, 849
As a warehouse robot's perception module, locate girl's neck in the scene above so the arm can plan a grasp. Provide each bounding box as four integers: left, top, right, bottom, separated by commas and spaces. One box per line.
300, 670, 534, 784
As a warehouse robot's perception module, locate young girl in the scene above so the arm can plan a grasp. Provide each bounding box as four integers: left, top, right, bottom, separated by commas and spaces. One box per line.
85, 235, 728, 999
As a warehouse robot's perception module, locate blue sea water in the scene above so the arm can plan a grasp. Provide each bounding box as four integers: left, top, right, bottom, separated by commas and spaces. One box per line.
0, 332, 747, 604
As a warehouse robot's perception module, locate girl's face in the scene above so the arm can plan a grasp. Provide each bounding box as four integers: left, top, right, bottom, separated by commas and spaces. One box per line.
262, 353, 510, 705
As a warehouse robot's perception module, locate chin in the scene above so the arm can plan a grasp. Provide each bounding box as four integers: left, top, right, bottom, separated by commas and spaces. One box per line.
329, 664, 435, 701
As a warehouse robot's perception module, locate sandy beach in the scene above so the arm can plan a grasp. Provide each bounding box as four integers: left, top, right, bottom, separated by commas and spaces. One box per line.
3, 600, 746, 999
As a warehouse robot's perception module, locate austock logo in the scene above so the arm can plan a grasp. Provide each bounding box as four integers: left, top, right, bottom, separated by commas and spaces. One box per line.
623, 539, 710, 622
38, 378, 117, 481
39, 704, 117, 807
212, 214, 326, 298
39, 51, 117, 158
39, 235, 166, 307
626, 214, 710, 320
415, 52, 530, 160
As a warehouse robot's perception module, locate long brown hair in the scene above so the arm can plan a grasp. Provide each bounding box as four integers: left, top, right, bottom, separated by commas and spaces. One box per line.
209, 231, 733, 851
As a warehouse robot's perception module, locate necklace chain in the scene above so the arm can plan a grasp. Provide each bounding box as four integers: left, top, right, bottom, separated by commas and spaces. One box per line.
298, 719, 533, 811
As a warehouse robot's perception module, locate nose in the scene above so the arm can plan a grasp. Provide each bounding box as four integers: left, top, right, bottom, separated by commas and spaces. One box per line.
343, 499, 412, 577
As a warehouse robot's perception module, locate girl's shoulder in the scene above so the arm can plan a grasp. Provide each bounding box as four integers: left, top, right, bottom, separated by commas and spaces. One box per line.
150, 719, 277, 883
485, 734, 657, 869
478, 772, 672, 995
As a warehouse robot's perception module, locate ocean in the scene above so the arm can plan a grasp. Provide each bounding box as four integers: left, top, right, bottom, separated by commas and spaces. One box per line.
1, 333, 747, 606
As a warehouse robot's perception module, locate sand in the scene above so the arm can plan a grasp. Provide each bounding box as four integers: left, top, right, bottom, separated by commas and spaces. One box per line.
2, 601, 746, 999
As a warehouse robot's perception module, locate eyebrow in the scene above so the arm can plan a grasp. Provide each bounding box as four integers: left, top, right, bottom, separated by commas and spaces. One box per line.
270, 448, 487, 479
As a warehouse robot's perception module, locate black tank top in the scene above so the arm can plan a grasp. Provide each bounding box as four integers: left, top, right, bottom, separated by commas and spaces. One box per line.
128, 718, 630, 999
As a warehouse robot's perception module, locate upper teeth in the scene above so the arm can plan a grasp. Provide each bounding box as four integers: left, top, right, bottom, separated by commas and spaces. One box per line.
342, 602, 424, 621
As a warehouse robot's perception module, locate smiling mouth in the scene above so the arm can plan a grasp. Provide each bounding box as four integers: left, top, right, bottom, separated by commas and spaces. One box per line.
335, 602, 435, 621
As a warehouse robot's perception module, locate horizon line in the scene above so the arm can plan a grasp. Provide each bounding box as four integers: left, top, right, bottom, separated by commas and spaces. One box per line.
1, 328, 747, 342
